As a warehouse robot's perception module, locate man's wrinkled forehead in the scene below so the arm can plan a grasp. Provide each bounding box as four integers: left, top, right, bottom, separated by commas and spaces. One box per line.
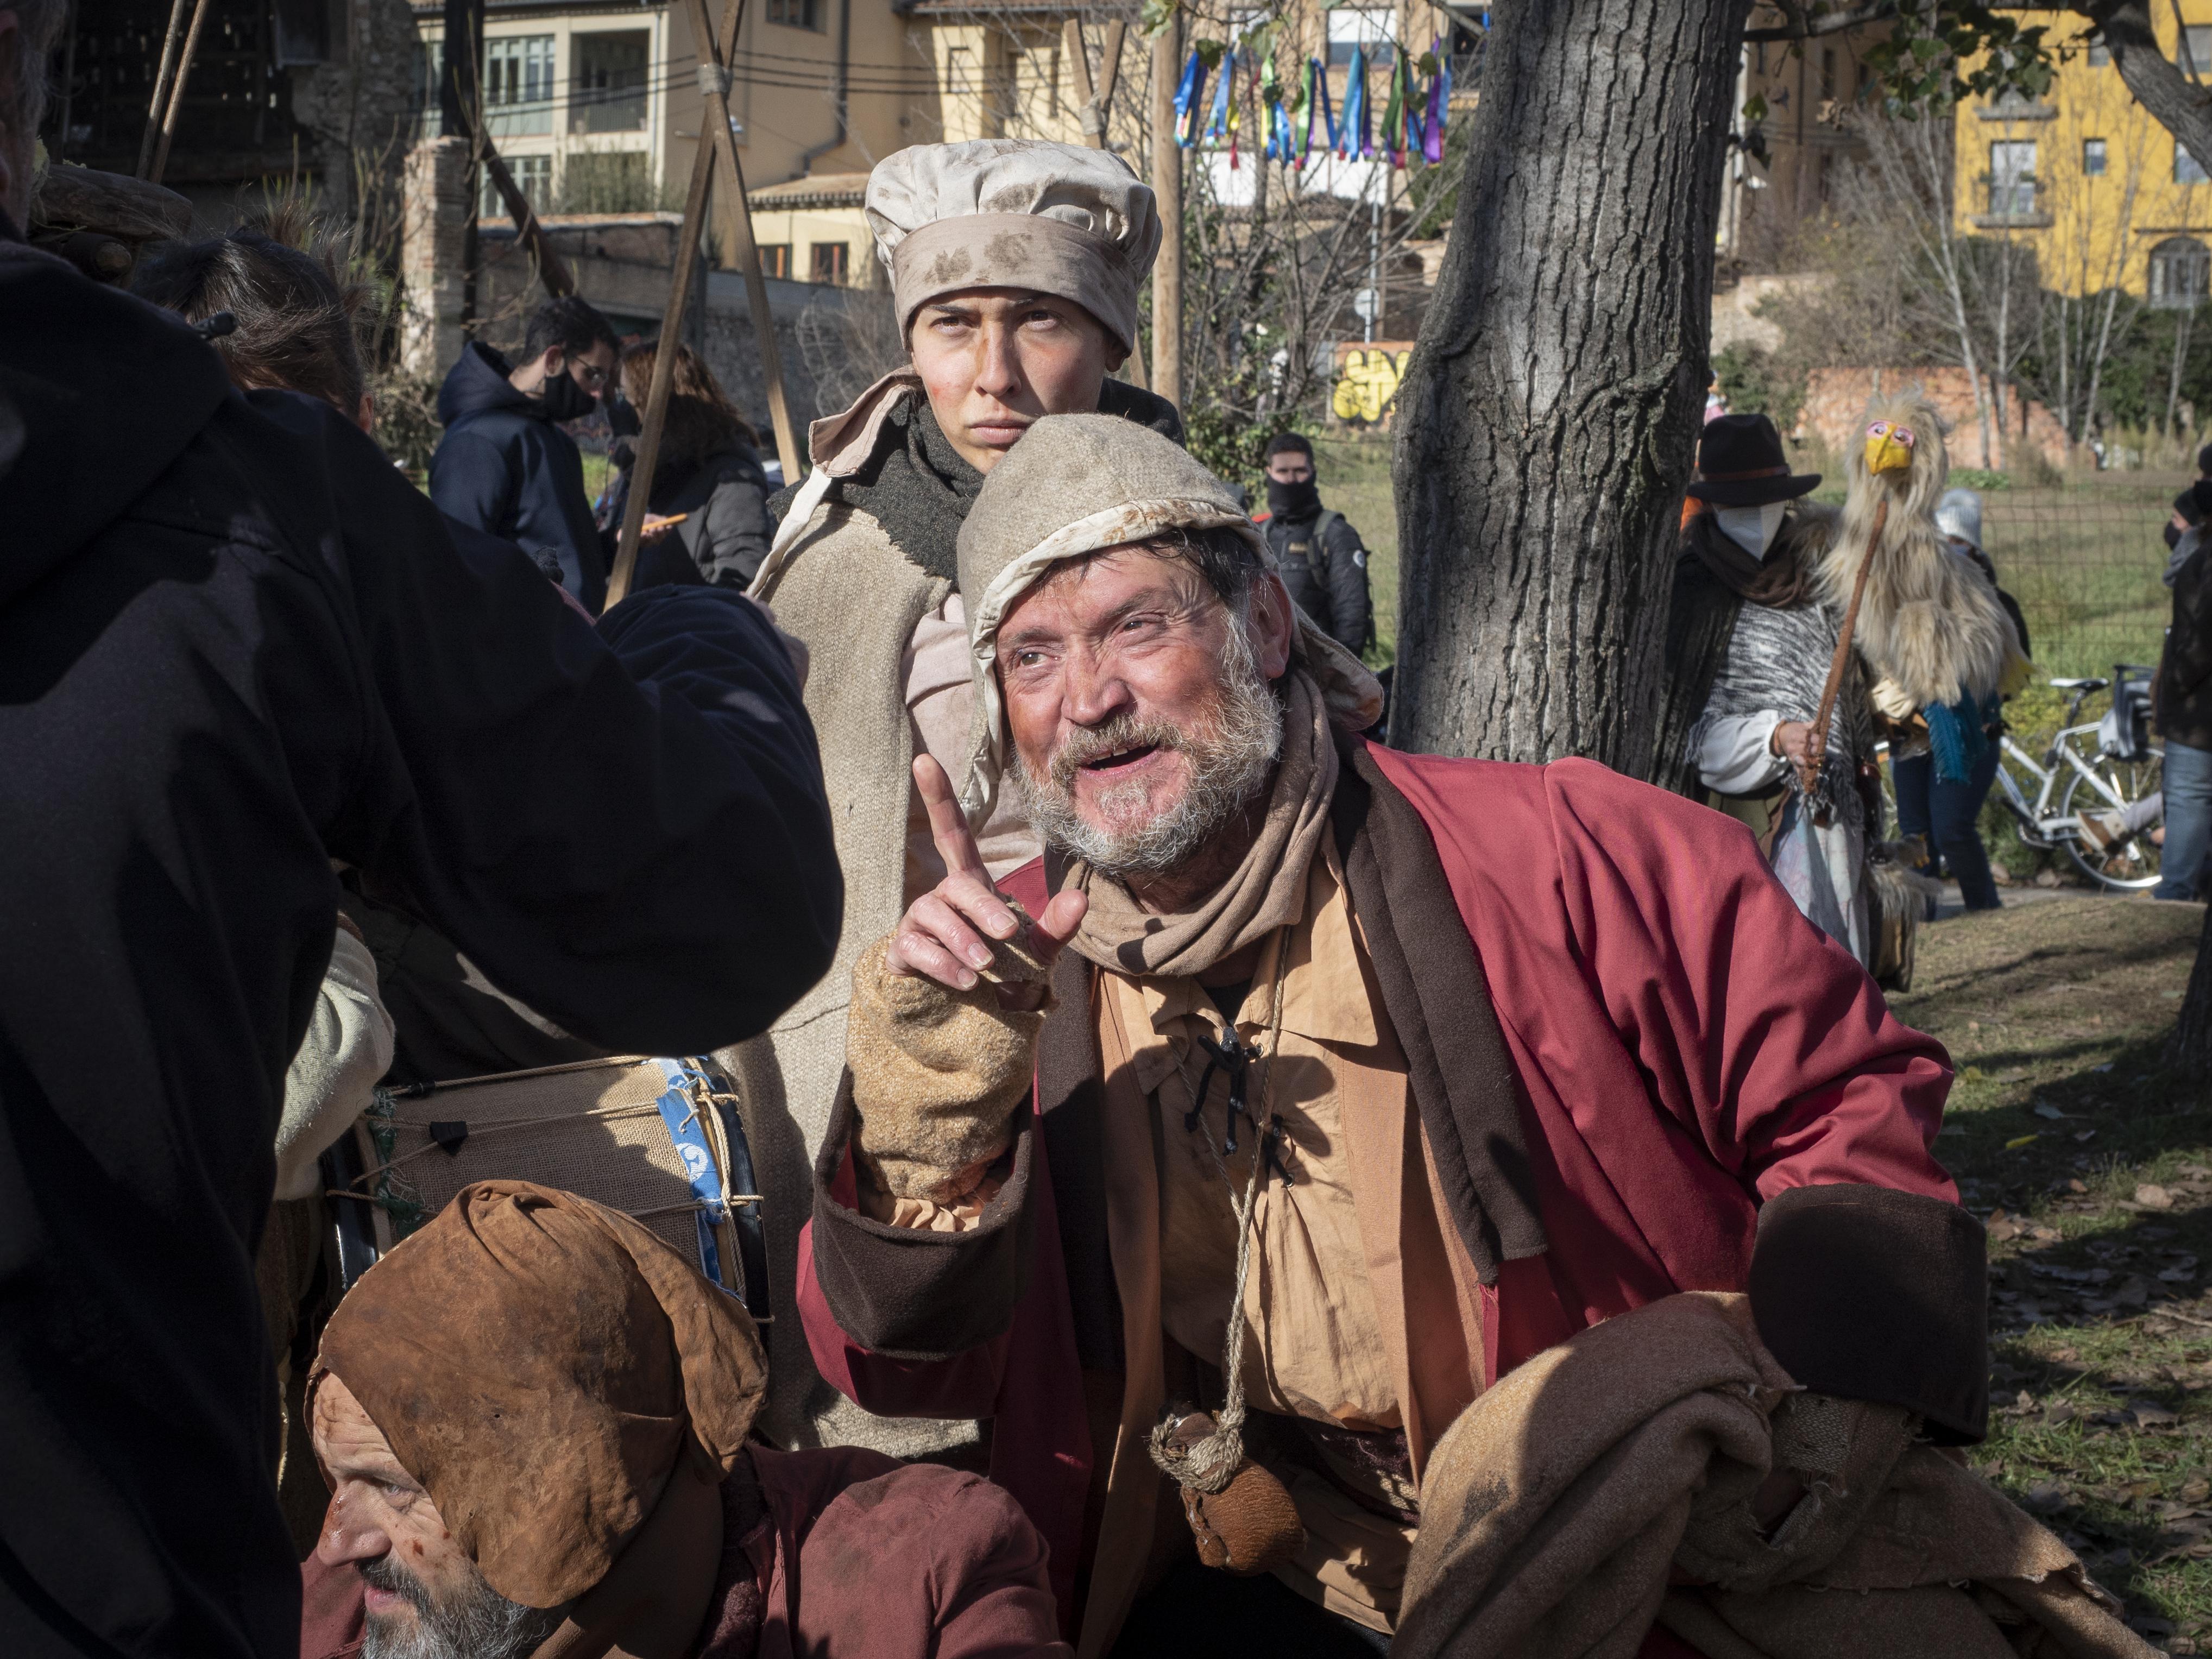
311, 1370, 417, 1483
995, 545, 1218, 654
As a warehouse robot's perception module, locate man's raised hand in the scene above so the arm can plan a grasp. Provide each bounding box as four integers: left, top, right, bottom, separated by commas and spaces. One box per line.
885, 755, 1086, 1005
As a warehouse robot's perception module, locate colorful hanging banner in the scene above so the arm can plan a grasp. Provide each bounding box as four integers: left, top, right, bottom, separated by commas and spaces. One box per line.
1340, 42, 1366, 159
1423, 41, 1450, 165
1205, 47, 1234, 147
1174, 49, 1206, 149
1381, 52, 1405, 167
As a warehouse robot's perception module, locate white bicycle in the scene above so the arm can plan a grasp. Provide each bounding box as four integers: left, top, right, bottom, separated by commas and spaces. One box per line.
1992, 670, 2164, 892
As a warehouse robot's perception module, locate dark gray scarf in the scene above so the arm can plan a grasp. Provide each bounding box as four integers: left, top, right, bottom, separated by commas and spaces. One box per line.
767, 379, 1187, 586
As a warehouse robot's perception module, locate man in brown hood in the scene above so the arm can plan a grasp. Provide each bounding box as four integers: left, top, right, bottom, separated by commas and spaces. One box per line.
298, 1182, 1066, 1659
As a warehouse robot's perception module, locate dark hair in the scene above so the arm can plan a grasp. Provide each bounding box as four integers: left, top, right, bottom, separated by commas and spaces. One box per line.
2, 0, 68, 140
618, 338, 758, 470
1263, 431, 1314, 463
525, 296, 621, 364
133, 201, 368, 416
1132, 523, 1269, 613
2197, 440, 2212, 478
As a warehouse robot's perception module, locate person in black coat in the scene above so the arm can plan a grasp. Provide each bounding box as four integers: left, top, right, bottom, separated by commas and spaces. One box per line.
430, 295, 623, 610
1254, 430, 1373, 657
609, 339, 773, 592
0, 216, 842, 1659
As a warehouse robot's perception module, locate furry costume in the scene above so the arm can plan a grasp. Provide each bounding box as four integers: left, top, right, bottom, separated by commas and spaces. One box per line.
1816, 393, 2026, 710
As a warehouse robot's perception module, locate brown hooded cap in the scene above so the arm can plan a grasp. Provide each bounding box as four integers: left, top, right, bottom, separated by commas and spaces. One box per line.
308, 1181, 767, 1609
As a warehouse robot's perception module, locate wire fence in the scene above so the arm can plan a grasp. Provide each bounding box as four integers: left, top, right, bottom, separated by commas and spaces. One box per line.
1974, 473, 2182, 682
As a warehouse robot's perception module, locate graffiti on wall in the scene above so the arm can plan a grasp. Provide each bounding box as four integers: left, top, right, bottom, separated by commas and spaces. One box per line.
1331, 342, 1416, 425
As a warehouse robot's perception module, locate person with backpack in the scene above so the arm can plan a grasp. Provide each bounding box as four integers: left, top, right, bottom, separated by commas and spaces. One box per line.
1255, 431, 1373, 657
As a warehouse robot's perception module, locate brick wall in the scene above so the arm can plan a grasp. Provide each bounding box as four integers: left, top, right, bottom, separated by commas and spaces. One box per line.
1797, 366, 2071, 471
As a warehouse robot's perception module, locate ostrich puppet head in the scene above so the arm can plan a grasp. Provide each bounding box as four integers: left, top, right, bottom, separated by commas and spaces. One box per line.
1815, 392, 2025, 710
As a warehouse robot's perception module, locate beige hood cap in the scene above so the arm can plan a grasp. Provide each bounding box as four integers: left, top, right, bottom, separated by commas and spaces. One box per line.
951, 414, 1385, 827
865, 140, 1161, 356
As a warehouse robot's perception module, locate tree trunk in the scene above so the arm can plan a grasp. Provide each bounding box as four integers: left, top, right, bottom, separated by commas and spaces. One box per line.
2098, 1, 2212, 180
2172, 898, 2212, 1070
1389, 0, 1755, 768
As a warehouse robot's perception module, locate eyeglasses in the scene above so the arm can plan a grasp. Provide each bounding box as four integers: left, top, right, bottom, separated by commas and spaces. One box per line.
570, 359, 611, 390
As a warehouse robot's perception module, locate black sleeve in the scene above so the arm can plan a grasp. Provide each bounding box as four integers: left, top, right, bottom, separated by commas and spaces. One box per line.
692, 473, 774, 590
1748, 1183, 1989, 1443
1325, 516, 1373, 657
260, 392, 843, 1059
809, 1073, 1037, 1360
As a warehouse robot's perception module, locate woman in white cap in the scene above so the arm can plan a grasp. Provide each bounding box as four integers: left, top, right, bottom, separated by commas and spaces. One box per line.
729, 138, 1178, 1460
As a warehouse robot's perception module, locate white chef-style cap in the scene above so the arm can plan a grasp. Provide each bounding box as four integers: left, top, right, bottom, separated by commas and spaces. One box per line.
864, 139, 1162, 357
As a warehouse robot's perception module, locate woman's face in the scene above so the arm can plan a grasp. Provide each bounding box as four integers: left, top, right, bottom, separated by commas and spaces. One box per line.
908, 287, 1121, 474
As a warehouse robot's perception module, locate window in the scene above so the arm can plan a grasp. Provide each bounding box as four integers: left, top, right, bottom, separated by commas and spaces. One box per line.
1754, 41, 1766, 75
2181, 140, 2209, 184
2088, 35, 2110, 67
481, 154, 551, 220
1819, 47, 1836, 102
485, 34, 554, 137
809, 242, 849, 285
2084, 137, 2107, 175
758, 243, 792, 279
2183, 26, 2212, 74
767, 0, 820, 29
1326, 9, 1394, 71
2150, 236, 2211, 307
572, 31, 648, 133
412, 38, 444, 136
1989, 140, 2037, 215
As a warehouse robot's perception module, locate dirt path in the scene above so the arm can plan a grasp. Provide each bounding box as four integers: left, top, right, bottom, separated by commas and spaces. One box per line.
1892, 896, 2211, 1651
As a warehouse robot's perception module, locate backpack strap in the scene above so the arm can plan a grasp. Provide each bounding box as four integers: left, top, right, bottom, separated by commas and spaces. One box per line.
1312, 509, 1343, 573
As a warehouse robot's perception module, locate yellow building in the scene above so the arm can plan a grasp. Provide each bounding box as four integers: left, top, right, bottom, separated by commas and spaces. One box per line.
1958, 5, 2212, 303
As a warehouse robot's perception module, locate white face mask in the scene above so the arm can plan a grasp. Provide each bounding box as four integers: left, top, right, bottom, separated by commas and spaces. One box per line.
1715, 501, 1788, 560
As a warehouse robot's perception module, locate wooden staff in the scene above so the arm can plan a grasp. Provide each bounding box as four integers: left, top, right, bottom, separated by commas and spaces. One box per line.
147, 0, 215, 185
1798, 496, 1887, 822
477, 134, 577, 298
1064, 18, 1125, 148
607, 0, 799, 608
1149, 17, 1183, 404
137, 0, 192, 178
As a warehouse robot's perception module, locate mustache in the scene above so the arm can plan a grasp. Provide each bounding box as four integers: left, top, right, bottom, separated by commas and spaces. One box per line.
1046, 715, 1187, 792
360, 1553, 436, 1615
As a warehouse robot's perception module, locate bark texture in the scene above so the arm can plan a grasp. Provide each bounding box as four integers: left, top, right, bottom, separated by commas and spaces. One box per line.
2172, 900, 2212, 1072
1388, 0, 1754, 768
2093, 2, 2212, 181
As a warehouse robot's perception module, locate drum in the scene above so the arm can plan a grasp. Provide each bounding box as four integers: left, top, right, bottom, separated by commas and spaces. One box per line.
321, 1055, 770, 1338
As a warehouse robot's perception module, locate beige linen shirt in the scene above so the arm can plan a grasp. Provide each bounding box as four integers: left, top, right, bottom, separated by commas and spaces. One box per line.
1094, 838, 1483, 1633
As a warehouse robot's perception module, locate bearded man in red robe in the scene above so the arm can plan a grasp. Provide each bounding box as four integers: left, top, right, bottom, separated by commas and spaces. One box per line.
796, 417, 1982, 1658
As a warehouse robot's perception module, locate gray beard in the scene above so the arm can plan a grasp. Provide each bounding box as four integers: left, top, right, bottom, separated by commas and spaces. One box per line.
1013, 623, 1283, 878
359, 1555, 568, 1659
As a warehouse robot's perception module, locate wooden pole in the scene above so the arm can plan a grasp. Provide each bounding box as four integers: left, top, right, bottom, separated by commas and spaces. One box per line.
604, 117, 717, 610
1064, 18, 1095, 137
147, 0, 215, 185
137, 0, 191, 178
610, 0, 803, 608
478, 135, 577, 297
680, 0, 801, 480
1798, 495, 1887, 823
1096, 22, 1126, 128
1149, 17, 1183, 405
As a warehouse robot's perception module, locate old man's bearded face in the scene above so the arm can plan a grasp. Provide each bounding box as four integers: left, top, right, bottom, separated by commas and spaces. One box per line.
999, 541, 1288, 878
312, 1374, 570, 1659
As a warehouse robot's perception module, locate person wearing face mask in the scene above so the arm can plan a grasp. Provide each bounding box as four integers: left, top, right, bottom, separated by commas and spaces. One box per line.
733, 138, 1181, 1466
1255, 431, 1373, 657
431, 295, 644, 611
1656, 412, 1881, 966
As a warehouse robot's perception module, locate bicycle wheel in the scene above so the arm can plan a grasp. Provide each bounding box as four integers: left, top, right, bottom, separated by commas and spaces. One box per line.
2059, 748, 2164, 890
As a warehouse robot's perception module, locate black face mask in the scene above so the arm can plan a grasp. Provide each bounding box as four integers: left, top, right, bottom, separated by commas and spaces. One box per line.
538, 364, 597, 424
2167, 521, 2185, 551
1266, 476, 1321, 520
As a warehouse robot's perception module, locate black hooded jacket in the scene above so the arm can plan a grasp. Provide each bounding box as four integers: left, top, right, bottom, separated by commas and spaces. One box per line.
0, 237, 840, 1659
430, 340, 611, 610
1259, 497, 1373, 655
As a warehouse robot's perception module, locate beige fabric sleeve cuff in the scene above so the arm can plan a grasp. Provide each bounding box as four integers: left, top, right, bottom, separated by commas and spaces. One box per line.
845, 932, 1050, 1204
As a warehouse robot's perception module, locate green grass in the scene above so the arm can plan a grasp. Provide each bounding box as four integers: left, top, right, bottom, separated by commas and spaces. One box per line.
1308, 431, 1399, 670
1892, 897, 2212, 1651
